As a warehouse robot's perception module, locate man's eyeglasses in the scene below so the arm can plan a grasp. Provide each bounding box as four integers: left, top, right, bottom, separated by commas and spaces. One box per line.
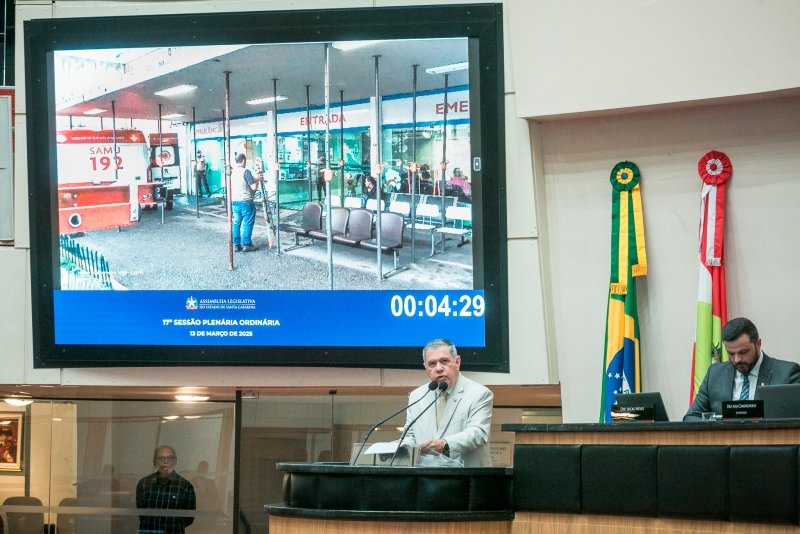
155, 456, 176, 463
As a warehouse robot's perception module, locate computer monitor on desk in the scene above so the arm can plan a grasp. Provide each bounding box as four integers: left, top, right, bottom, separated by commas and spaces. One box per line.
614, 392, 670, 422
757, 383, 800, 419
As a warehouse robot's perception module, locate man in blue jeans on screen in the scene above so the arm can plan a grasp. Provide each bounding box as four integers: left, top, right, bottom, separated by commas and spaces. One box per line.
230, 152, 262, 252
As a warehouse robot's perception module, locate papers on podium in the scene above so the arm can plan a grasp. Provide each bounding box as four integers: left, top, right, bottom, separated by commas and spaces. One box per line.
350, 441, 420, 466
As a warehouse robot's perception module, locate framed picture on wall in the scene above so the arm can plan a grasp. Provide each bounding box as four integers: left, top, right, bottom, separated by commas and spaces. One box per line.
0, 413, 22, 471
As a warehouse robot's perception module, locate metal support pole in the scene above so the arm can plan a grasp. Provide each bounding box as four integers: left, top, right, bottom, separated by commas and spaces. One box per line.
272, 78, 282, 253
339, 89, 345, 200
224, 71, 234, 270
374, 54, 383, 279
156, 102, 163, 206
111, 101, 118, 182
193, 106, 199, 217
440, 73, 449, 228
156, 102, 164, 218
324, 43, 334, 289
305, 85, 313, 203
410, 64, 419, 262
157, 102, 163, 162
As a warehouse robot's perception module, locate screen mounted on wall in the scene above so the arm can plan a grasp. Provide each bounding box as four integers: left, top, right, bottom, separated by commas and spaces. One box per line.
25, 4, 508, 370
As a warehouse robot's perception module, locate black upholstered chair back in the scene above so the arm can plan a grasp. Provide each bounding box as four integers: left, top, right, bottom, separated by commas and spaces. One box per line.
376, 212, 404, 249
2, 496, 45, 534
342, 208, 373, 243
301, 202, 323, 231
514, 443, 800, 525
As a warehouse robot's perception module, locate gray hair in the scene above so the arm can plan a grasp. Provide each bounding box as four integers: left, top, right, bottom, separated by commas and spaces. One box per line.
422, 338, 457, 361
153, 445, 177, 459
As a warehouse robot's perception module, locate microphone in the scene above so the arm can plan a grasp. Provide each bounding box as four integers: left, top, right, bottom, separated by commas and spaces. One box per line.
390, 381, 449, 466
350, 381, 437, 466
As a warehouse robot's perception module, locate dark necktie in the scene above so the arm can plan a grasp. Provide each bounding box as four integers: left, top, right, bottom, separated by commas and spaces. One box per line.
739, 372, 750, 401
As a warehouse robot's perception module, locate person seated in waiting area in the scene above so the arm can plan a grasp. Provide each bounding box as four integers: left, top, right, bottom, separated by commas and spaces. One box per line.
419, 168, 433, 195
447, 167, 471, 197
360, 175, 377, 208
683, 317, 800, 421
382, 167, 402, 194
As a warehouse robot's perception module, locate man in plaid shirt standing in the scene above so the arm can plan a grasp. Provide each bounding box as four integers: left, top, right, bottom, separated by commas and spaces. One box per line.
136, 445, 196, 534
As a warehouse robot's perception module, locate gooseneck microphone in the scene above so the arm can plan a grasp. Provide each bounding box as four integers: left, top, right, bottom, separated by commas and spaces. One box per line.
390, 381, 448, 466
350, 381, 437, 466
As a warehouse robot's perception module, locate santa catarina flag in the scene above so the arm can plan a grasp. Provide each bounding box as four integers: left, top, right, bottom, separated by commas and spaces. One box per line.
600, 162, 648, 423
690, 151, 732, 403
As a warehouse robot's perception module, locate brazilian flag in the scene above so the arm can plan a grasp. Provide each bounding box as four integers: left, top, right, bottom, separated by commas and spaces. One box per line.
600, 162, 647, 423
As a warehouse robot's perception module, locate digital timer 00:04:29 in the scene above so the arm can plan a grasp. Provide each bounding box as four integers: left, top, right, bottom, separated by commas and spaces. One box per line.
389, 294, 485, 318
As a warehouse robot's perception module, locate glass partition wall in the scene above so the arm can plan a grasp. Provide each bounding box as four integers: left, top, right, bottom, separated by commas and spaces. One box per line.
0, 395, 559, 533
239, 394, 560, 533
0, 400, 235, 533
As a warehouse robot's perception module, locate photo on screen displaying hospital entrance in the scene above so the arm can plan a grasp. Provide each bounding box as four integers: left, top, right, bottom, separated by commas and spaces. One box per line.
52, 39, 474, 292
26, 5, 508, 369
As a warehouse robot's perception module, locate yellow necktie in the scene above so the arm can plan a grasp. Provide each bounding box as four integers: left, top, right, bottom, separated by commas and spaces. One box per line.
436, 391, 448, 428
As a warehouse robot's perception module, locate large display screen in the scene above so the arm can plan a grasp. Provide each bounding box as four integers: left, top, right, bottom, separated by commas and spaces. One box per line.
25, 5, 508, 370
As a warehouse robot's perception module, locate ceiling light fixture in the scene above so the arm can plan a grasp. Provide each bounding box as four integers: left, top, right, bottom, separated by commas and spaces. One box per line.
331, 40, 382, 51
161, 113, 185, 120
246, 96, 287, 106
175, 394, 209, 402
154, 84, 197, 97
83, 108, 107, 115
425, 61, 469, 75
4, 398, 34, 407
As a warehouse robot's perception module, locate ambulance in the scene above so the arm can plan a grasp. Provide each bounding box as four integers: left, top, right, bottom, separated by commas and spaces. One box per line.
56, 129, 161, 233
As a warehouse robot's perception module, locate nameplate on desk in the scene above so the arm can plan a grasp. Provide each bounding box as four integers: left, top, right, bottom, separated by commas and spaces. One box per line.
722, 400, 764, 420
349, 442, 419, 466
611, 404, 654, 423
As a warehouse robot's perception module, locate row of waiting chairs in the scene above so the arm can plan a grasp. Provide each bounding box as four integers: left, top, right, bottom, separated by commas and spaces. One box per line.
1, 495, 139, 534
390, 201, 473, 254
330, 193, 461, 212
283, 203, 408, 276
359, 198, 472, 254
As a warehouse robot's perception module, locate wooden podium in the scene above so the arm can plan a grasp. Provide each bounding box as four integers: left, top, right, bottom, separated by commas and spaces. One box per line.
267, 462, 513, 534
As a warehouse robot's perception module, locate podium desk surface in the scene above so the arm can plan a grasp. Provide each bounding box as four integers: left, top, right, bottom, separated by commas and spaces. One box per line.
266, 504, 515, 524
277, 461, 512, 476
503, 419, 800, 445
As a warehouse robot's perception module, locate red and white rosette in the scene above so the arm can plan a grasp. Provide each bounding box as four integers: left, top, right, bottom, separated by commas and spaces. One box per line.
691, 150, 732, 402
698, 150, 732, 185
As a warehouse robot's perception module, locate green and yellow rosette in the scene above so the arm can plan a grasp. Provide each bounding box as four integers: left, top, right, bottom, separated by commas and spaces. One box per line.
609, 161, 647, 295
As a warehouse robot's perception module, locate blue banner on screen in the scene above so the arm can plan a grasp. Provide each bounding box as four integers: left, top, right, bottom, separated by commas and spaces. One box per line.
54, 290, 487, 346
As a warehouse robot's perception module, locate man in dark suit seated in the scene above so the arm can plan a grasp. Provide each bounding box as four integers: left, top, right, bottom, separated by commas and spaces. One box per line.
684, 317, 800, 421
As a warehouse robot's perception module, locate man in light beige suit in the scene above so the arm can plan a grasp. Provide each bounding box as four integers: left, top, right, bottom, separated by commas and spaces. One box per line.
401, 339, 494, 467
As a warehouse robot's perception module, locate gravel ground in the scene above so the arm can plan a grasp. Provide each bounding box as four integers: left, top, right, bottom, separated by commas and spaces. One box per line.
67, 194, 474, 291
